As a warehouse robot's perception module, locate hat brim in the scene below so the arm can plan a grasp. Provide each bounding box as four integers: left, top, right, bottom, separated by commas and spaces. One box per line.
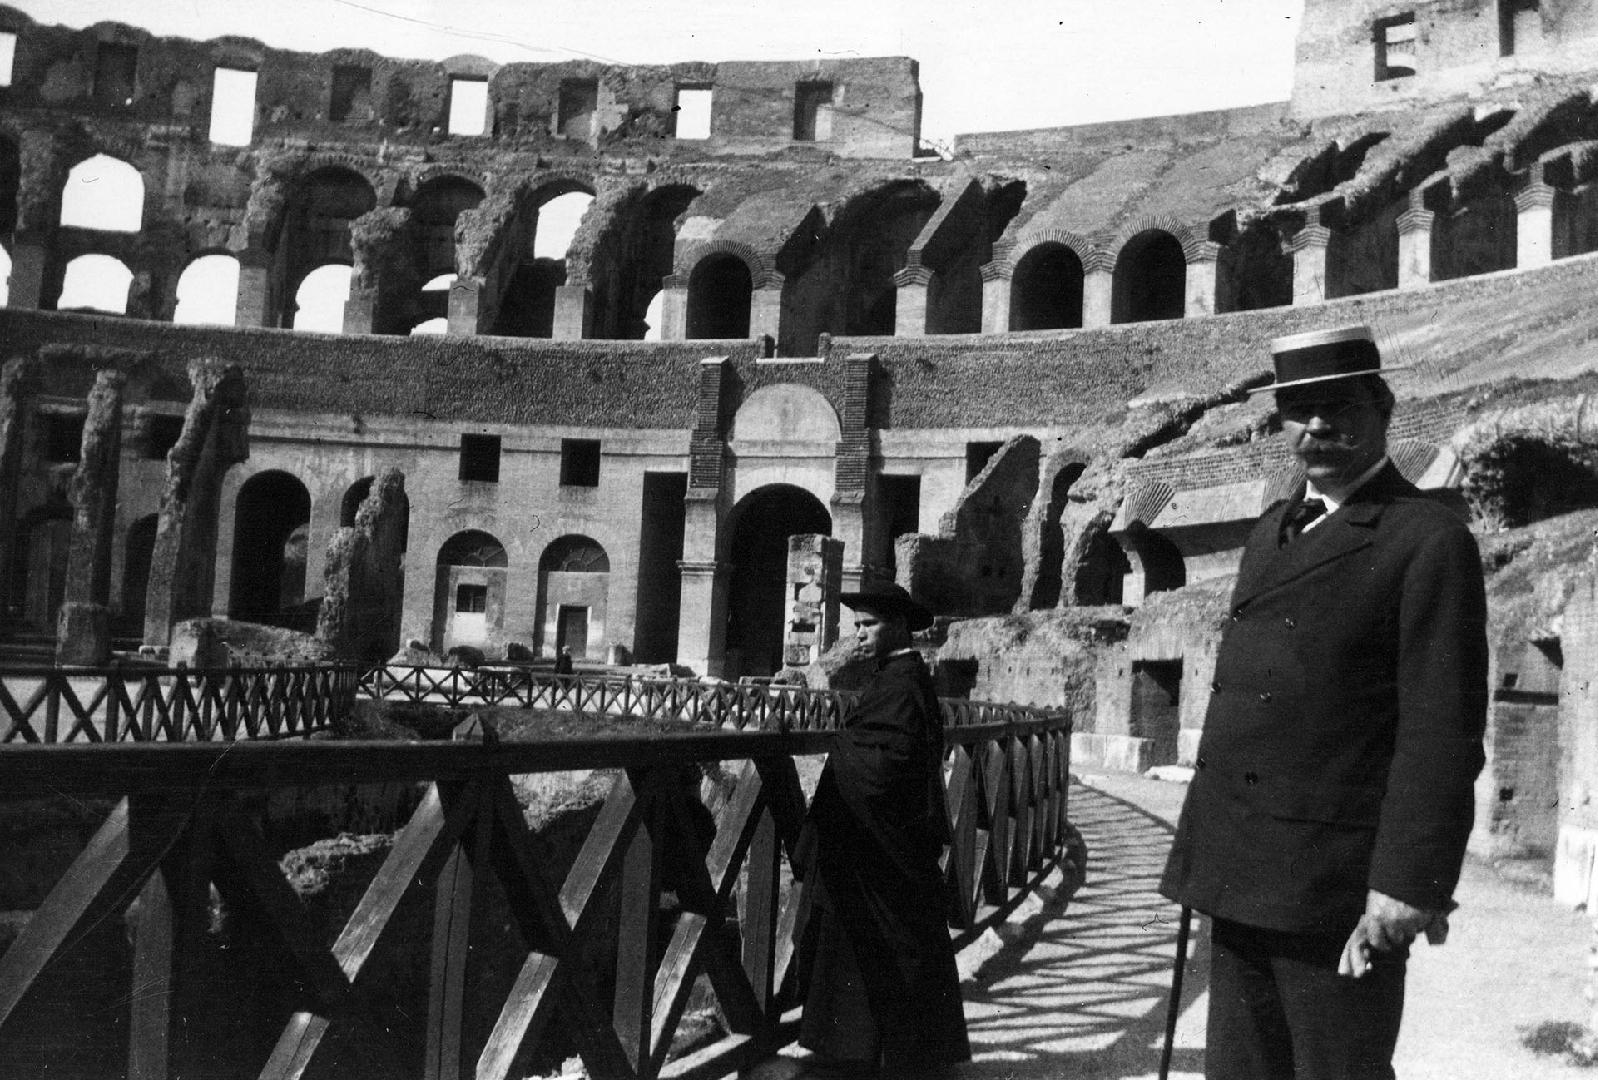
840, 592, 935, 632
1247, 362, 1410, 395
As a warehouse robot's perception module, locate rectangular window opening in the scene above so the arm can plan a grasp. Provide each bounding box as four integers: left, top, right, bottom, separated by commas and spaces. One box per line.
1375, 13, 1417, 81
142, 414, 185, 460
208, 67, 257, 146
447, 77, 488, 137
558, 79, 598, 139
674, 86, 712, 139
455, 583, 487, 613
793, 81, 834, 141
0, 31, 17, 88
459, 433, 501, 482
1500, 0, 1543, 57
560, 438, 601, 487
43, 413, 85, 463
330, 64, 372, 122
94, 41, 139, 107
965, 441, 1002, 483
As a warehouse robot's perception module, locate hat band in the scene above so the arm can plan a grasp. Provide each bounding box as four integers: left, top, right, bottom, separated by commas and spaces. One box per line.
1272, 338, 1381, 387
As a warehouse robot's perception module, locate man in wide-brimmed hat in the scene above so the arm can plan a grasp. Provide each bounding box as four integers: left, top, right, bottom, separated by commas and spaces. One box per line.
795, 583, 969, 1079
1160, 326, 1488, 1079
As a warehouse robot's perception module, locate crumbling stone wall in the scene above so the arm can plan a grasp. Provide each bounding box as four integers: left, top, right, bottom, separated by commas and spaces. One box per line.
316, 467, 407, 664
898, 435, 1039, 616
0, 356, 40, 621
54, 368, 124, 664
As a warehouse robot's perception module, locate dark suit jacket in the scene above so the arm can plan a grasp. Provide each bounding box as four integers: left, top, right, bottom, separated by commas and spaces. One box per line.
1160, 464, 1489, 934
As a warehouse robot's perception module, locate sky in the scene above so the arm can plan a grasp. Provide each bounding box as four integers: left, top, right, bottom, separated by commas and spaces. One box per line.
8, 0, 1307, 144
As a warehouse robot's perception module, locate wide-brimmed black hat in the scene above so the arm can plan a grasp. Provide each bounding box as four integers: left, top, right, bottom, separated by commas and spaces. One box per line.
1248, 325, 1405, 394
840, 582, 934, 632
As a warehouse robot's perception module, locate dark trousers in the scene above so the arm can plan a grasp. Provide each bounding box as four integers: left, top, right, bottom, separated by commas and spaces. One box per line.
1206, 918, 1407, 1080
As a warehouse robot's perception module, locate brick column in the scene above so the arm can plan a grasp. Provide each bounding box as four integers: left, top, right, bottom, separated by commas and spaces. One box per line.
0, 357, 39, 622
659, 274, 689, 340
675, 554, 729, 678
1515, 181, 1557, 270
750, 280, 783, 344
1287, 225, 1332, 306
57, 369, 126, 665
342, 287, 377, 334
833, 353, 875, 636
893, 262, 932, 337
553, 283, 592, 339
1184, 241, 1221, 317
676, 356, 732, 676
1082, 251, 1114, 328
7, 235, 48, 310
235, 254, 274, 328
1396, 208, 1435, 289
449, 275, 487, 334
980, 260, 1012, 334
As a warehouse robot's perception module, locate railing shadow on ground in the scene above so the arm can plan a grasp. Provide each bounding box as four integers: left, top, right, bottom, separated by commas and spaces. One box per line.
955, 782, 1210, 1080
0, 698, 1073, 1080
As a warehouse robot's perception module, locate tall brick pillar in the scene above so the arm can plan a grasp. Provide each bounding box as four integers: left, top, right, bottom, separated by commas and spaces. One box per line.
144, 363, 251, 651
1396, 207, 1435, 289
833, 353, 875, 637
894, 262, 932, 337
781, 534, 844, 670
1287, 225, 1332, 305
0, 357, 39, 622
449, 275, 488, 334
1082, 251, 1115, 328
56, 369, 126, 665
235, 254, 274, 328
342, 288, 377, 334
659, 274, 689, 341
676, 357, 732, 675
980, 260, 1012, 334
1515, 180, 1557, 270
553, 283, 592, 339
1184, 241, 1221, 317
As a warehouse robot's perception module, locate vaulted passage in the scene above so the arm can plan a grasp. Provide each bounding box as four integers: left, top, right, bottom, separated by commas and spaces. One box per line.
1010, 243, 1084, 330
433, 530, 507, 654
687, 253, 752, 339
537, 534, 610, 661
725, 484, 831, 679
1112, 230, 1185, 324
229, 471, 312, 623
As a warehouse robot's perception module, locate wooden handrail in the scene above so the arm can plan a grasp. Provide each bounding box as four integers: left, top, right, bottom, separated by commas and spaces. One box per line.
0, 708, 1073, 1080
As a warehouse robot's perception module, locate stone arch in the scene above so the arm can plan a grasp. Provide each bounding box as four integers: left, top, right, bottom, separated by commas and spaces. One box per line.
1429, 181, 1517, 282
687, 251, 753, 339
536, 534, 611, 661
278, 166, 375, 328
1111, 228, 1187, 324
723, 483, 831, 679
1108, 215, 1206, 263
1216, 218, 1293, 313
1028, 459, 1087, 609
1120, 522, 1187, 604
228, 470, 313, 622
1326, 197, 1402, 298
677, 239, 771, 289
341, 476, 375, 527
59, 153, 144, 232
1009, 240, 1086, 330
433, 529, 508, 654
173, 251, 240, 325
120, 513, 159, 629
486, 175, 597, 337
1462, 432, 1598, 529
588, 181, 701, 340
399, 175, 484, 331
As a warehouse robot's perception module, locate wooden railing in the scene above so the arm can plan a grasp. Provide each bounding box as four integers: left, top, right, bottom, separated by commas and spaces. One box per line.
0, 663, 359, 743
0, 708, 1073, 1080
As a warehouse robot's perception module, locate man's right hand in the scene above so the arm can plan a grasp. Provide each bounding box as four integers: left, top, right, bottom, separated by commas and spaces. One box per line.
1338, 889, 1436, 978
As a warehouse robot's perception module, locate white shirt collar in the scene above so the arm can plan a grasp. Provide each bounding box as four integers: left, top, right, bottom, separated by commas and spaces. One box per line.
1304, 455, 1390, 520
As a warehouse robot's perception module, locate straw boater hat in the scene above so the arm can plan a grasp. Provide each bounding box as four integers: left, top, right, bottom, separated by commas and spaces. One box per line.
1249, 325, 1404, 394
840, 582, 935, 633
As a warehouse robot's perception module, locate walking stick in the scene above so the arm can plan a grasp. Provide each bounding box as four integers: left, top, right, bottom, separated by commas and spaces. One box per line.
1159, 905, 1193, 1080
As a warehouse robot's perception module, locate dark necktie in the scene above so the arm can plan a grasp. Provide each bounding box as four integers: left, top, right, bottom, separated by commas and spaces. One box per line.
1283, 497, 1326, 543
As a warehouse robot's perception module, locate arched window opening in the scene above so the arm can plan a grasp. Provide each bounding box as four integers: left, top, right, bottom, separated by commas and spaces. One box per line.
491, 188, 593, 338
1032, 462, 1085, 609
57, 254, 132, 314
725, 484, 831, 680
642, 290, 664, 340
411, 177, 484, 280
1431, 188, 1517, 282
591, 184, 699, 340
1218, 224, 1293, 312
229, 471, 313, 625
842, 185, 937, 336
1464, 435, 1598, 529
1010, 243, 1084, 330
687, 253, 752, 339
292, 264, 351, 332
1112, 230, 1186, 324
409, 272, 454, 335
280, 167, 374, 327
60, 154, 144, 232
1326, 201, 1401, 299
341, 477, 375, 528
434, 530, 508, 654
173, 254, 240, 325
1122, 524, 1187, 605
536, 191, 592, 261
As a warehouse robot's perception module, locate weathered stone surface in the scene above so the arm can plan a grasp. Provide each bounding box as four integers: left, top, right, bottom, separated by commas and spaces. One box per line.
53, 602, 110, 666
0, 356, 40, 620
316, 467, 407, 663
169, 617, 337, 667
938, 608, 1126, 713
54, 369, 124, 664
143, 361, 250, 648
779, 533, 843, 675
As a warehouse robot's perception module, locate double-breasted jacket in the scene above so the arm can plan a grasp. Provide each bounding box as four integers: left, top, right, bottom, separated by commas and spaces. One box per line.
1160, 464, 1489, 934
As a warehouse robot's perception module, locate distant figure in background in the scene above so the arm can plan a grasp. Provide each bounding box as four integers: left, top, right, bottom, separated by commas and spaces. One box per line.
796, 583, 969, 1079
554, 647, 573, 675
1160, 325, 1489, 1080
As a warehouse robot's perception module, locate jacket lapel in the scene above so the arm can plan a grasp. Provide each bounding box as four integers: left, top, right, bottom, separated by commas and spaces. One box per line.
1232, 465, 1400, 609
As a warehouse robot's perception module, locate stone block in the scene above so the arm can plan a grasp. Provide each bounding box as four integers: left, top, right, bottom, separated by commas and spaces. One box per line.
54, 602, 110, 666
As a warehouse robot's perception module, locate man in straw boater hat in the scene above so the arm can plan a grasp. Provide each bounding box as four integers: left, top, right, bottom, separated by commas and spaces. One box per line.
794, 583, 969, 1079
1158, 325, 1489, 1079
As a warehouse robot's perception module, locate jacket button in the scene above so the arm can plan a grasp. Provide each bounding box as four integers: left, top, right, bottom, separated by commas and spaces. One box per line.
1210, 680, 1221, 694
1245, 771, 1259, 785
1258, 691, 1272, 703
1284, 617, 1296, 629
1231, 608, 1243, 622
1196, 756, 1207, 769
